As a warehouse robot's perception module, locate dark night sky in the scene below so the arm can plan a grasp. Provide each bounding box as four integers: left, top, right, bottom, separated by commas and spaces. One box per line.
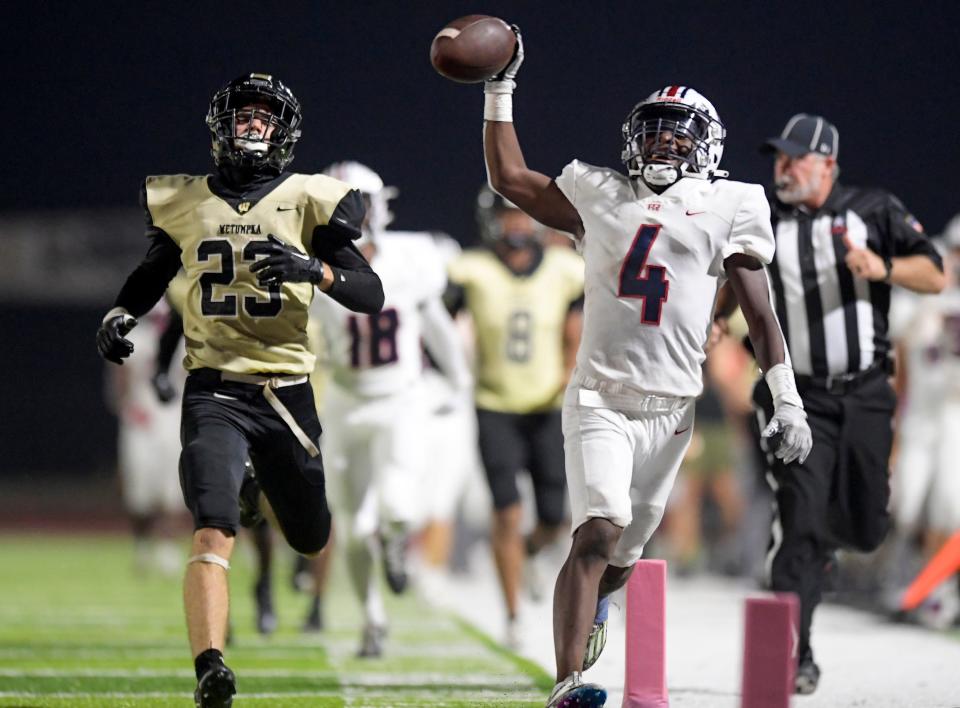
7, 1, 960, 241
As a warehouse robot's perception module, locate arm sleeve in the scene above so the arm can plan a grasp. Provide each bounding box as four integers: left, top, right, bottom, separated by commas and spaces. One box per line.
155, 308, 184, 376
113, 183, 183, 318
419, 296, 473, 392
114, 229, 183, 318
311, 230, 384, 314
883, 194, 944, 270
721, 184, 776, 268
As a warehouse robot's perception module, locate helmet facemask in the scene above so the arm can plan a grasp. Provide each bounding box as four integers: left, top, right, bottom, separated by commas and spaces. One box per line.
621, 95, 727, 189
207, 74, 303, 174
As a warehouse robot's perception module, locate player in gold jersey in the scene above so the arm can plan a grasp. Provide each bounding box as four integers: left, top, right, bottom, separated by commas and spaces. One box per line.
95, 73, 383, 708
447, 186, 584, 648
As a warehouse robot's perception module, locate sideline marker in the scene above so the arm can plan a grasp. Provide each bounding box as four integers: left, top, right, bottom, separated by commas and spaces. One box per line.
901, 530, 960, 611
622, 559, 668, 708
741, 593, 798, 708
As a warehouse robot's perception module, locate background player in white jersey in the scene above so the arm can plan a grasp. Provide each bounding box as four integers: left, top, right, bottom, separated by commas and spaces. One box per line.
107, 298, 188, 575
471, 28, 813, 707
886, 215, 960, 627
312, 161, 472, 657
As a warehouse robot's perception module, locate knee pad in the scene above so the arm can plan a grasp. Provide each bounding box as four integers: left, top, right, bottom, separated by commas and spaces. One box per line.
187, 553, 231, 570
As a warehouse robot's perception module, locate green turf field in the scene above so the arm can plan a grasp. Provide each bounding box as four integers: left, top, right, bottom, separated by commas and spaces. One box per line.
0, 534, 552, 707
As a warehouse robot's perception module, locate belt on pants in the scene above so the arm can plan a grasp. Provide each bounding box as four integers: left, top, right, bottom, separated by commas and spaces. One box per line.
793, 361, 888, 396
216, 371, 320, 458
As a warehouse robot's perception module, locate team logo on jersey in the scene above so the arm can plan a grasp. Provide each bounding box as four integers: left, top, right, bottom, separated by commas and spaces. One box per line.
237, 201, 251, 214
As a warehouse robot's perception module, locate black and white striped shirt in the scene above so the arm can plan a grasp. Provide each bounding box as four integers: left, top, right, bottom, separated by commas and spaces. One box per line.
767, 184, 941, 378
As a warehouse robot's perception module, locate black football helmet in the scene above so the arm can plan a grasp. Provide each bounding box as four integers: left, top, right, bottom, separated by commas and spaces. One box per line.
476, 184, 540, 248
206, 73, 303, 173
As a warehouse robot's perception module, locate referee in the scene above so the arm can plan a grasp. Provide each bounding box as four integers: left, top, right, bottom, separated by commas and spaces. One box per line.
746, 114, 945, 695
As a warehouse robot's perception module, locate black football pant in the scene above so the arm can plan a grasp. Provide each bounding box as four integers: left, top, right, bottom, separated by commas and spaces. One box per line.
179, 368, 332, 555
753, 373, 895, 657
476, 408, 567, 525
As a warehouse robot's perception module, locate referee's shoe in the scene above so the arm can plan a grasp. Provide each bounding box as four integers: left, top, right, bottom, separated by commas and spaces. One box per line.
795, 649, 821, 695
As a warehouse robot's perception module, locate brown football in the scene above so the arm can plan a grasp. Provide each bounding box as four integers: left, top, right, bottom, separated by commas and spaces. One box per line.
430, 15, 516, 84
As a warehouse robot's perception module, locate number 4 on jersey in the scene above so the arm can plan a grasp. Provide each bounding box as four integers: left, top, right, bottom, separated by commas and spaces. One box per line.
618, 224, 669, 325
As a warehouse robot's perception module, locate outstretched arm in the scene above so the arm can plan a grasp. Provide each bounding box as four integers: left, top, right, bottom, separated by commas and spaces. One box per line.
482, 28, 583, 238
725, 253, 812, 465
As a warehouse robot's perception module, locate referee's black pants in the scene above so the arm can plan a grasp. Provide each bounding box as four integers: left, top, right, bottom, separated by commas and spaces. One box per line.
753, 372, 896, 658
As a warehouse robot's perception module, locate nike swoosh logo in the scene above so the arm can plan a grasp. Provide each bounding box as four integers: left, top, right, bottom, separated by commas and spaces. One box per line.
674, 426, 691, 435
685, 210, 705, 216
290, 251, 311, 261
277, 206, 298, 212
213, 392, 238, 401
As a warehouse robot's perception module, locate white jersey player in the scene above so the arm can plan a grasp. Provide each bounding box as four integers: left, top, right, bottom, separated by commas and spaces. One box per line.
107, 299, 187, 575
471, 26, 813, 707
312, 161, 471, 657
887, 220, 960, 628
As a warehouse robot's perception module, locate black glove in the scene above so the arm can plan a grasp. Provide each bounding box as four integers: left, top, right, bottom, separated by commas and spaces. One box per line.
249, 234, 325, 286
151, 371, 177, 404
97, 313, 138, 364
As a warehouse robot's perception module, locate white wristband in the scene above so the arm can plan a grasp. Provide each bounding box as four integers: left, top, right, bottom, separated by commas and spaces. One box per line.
765, 363, 803, 410
484, 92, 513, 122
103, 306, 132, 325
484, 80, 515, 122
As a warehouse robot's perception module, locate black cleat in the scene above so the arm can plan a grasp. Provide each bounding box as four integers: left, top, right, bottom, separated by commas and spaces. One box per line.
238, 462, 263, 529
194, 663, 236, 708
381, 530, 409, 595
794, 650, 820, 695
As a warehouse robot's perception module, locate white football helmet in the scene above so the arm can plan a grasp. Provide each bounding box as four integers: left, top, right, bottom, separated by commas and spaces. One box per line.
322, 161, 398, 241
943, 213, 960, 250
621, 86, 728, 189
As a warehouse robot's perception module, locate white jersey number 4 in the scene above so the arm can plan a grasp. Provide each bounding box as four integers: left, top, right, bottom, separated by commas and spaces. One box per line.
618, 224, 669, 325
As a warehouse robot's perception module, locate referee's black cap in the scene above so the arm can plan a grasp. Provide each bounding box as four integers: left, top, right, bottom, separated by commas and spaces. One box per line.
762, 114, 839, 158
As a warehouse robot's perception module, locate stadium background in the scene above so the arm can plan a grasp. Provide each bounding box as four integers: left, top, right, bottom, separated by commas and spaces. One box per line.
1, 0, 958, 522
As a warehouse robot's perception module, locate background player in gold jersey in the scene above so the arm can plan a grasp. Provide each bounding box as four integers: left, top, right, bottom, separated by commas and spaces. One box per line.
95, 73, 384, 708
446, 186, 584, 648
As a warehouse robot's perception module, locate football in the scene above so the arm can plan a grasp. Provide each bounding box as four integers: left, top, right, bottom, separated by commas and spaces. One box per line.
430, 15, 516, 83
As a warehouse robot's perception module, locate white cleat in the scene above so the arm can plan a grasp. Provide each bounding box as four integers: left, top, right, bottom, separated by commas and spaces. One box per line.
546, 671, 607, 707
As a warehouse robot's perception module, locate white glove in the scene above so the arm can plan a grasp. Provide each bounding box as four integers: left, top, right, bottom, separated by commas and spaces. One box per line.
762, 404, 812, 465
485, 25, 524, 93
